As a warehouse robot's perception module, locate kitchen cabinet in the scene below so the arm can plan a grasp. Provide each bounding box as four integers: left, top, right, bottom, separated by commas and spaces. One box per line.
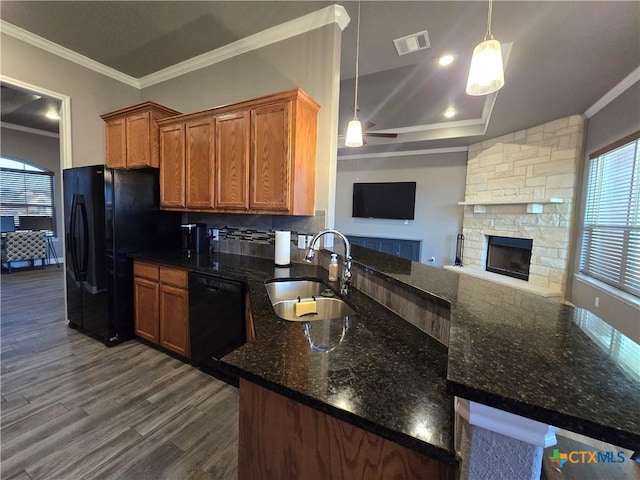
215, 110, 250, 210
159, 114, 216, 209
133, 261, 160, 343
157, 88, 319, 215
238, 380, 456, 480
133, 261, 190, 358
101, 102, 181, 169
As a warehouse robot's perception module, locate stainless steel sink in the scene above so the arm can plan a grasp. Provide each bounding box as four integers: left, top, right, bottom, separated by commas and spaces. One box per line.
264, 278, 356, 322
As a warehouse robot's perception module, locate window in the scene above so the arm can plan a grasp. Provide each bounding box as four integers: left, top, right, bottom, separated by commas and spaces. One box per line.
0, 157, 55, 234
580, 132, 640, 298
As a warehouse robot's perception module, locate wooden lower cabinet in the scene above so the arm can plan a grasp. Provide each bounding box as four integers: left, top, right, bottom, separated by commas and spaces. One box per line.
133, 261, 190, 358
238, 379, 457, 480
159, 283, 189, 357
133, 276, 159, 343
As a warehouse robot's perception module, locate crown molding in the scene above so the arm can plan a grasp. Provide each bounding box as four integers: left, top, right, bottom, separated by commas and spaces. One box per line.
585, 65, 640, 118
138, 4, 351, 88
0, 121, 59, 138
0, 20, 140, 88
0, 4, 349, 90
338, 146, 468, 160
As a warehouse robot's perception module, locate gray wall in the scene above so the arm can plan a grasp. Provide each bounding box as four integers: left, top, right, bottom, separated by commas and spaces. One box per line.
335, 151, 467, 265
141, 24, 342, 224
0, 33, 140, 168
0, 126, 63, 258
569, 81, 640, 342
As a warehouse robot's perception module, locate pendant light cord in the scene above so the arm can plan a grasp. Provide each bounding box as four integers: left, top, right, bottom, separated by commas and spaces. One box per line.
485, 0, 493, 40
353, 0, 361, 121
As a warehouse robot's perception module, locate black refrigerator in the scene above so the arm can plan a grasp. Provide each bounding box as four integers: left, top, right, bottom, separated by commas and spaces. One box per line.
64, 165, 181, 345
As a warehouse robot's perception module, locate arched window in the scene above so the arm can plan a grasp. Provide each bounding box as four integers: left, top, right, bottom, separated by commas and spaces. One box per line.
0, 157, 55, 233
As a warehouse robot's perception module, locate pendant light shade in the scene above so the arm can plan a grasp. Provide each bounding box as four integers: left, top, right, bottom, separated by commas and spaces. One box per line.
345, 0, 363, 147
345, 120, 363, 147
466, 38, 504, 95
466, 0, 504, 96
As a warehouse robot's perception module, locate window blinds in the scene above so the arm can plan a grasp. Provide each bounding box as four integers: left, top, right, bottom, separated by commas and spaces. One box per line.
580, 135, 640, 297
0, 168, 55, 231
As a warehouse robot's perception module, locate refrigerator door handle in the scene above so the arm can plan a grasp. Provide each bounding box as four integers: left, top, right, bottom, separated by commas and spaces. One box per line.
77, 196, 89, 282
69, 194, 81, 280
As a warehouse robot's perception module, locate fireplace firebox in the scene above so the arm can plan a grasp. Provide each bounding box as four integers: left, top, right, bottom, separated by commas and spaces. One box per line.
486, 236, 533, 281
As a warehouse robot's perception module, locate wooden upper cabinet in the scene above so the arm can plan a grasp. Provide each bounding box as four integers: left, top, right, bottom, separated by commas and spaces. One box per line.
159, 114, 215, 210
186, 117, 216, 209
159, 123, 186, 208
105, 118, 127, 168
250, 102, 291, 212
216, 111, 250, 210
156, 88, 319, 215
101, 102, 181, 169
125, 112, 151, 168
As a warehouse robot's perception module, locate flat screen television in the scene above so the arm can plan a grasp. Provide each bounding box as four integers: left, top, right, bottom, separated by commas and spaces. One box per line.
352, 182, 416, 220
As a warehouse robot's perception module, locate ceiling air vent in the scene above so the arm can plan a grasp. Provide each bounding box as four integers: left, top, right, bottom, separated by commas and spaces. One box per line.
393, 30, 431, 56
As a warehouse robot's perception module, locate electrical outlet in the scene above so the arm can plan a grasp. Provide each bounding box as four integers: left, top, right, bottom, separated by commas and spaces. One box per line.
307, 235, 319, 250
594, 296, 600, 308
297, 234, 307, 249
209, 228, 219, 241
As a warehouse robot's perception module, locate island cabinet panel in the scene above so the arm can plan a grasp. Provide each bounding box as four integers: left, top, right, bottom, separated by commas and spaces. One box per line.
249, 102, 291, 212
238, 380, 456, 480
216, 111, 250, 210
185, 117, 216, 209
133, 261, 190, 359
101, 102, 181, 169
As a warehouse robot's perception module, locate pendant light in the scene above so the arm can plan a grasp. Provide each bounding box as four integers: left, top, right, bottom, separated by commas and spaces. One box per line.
466, 0, 504, 96
345, 0, 363, 147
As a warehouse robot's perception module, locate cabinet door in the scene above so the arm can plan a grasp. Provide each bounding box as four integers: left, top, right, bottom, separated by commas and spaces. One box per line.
159, 284, 190, 357
134, 277, 159, 343
105, 118, 127, 169
216, 111, 250, 210
250, 102, 291, 211
185, 117, 216, 209
159, 123, 186, 208
126, 112, 151, 167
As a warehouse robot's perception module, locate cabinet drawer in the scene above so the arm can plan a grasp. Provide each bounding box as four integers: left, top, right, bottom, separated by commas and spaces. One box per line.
160, 266, 188, 288
134, 261, 159, 281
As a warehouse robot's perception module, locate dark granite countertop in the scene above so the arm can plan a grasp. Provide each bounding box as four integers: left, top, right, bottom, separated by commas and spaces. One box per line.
346, 245, 640, 451
132, 246, 640, 455
131, 251, 457, 464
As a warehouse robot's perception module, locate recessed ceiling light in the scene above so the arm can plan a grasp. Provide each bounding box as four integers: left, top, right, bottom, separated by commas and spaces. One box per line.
438, 55, 454, 66
444, 107, 456, 118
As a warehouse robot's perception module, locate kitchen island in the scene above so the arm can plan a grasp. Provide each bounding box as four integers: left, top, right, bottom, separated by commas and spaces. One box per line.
133, 247, 639, 478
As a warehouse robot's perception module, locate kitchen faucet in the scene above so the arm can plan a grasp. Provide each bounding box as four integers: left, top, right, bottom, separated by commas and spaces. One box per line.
304, 229, 353, 295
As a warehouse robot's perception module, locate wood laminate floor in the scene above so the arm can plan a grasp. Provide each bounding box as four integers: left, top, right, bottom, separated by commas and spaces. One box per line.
1, 267, 239, 480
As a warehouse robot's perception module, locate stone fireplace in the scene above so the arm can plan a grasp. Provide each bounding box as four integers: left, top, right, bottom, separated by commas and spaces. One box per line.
459, 115, 585, 295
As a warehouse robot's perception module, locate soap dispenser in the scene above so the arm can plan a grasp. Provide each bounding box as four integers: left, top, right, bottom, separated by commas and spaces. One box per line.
328, 253, 339, 282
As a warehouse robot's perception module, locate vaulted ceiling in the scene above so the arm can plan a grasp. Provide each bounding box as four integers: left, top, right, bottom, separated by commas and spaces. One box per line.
1, 1, 638, 150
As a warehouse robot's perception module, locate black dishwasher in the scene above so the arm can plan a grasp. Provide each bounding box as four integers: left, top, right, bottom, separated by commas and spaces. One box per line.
189, 272, 245, 386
